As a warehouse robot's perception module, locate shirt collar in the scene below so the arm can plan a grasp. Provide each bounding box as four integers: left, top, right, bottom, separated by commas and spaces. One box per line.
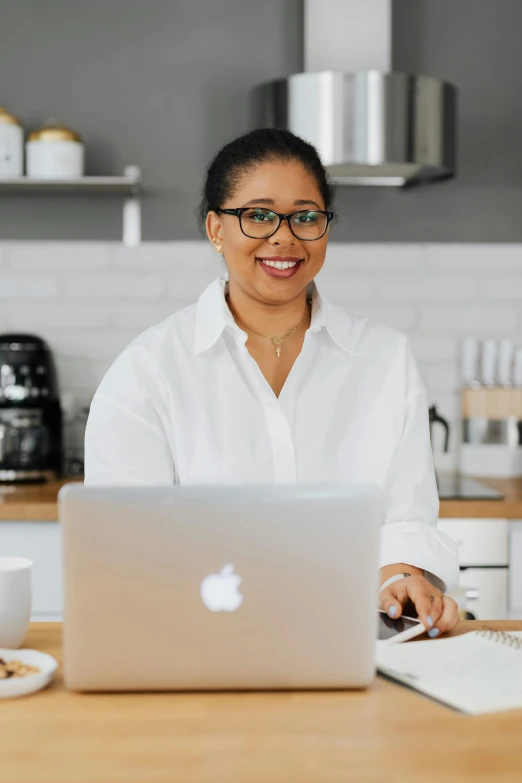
194, 272, 358, 355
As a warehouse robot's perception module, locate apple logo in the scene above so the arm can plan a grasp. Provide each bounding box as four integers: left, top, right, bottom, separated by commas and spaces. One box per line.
200, 564, 243, 612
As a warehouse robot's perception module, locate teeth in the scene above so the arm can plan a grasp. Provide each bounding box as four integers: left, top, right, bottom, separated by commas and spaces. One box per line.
261, 260, 299, 269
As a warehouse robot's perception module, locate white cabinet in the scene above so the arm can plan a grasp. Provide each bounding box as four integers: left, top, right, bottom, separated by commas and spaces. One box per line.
0, 521, 63, 621
459, 567, 509, 621
437, 518, 509, 620
509, 521, 522, 616
437, 519, 509, 567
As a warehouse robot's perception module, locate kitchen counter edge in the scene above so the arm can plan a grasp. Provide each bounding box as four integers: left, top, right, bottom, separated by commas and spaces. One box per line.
1, 477, 522, 521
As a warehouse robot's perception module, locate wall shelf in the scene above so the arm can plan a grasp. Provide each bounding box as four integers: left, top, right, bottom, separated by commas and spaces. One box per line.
0, 166, 142, 245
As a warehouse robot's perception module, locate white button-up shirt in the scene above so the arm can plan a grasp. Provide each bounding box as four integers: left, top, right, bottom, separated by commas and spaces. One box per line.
85, 273, 459, 590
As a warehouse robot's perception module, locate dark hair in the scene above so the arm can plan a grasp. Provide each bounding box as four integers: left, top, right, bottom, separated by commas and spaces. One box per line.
197, 128, 335, 232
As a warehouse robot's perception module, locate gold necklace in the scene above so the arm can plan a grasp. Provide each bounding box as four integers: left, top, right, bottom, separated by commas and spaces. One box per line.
231, 303, 310, 358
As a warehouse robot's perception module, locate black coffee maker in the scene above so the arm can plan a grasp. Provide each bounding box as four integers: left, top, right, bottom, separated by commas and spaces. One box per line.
0, 334, 62, 482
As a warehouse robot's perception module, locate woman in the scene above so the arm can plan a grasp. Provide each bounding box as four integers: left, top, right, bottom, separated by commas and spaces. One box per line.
85, 128, 459, 637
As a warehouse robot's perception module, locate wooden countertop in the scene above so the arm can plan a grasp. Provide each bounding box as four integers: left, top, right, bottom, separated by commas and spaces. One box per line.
1, 621, 521, 783
438, 477, 522, 519
2, 477, 522, 521
0, 477, 82, 520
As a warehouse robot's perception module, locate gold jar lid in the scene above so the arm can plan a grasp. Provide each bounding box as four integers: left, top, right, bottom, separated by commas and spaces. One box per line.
0, 106, 22, 126
28, 119, 82, 143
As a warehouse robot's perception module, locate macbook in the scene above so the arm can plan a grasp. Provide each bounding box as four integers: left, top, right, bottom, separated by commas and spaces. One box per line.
59, 483, 383, 691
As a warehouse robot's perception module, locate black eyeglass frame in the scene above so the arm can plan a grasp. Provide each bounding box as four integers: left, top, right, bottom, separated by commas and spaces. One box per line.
216, 207, 335, 241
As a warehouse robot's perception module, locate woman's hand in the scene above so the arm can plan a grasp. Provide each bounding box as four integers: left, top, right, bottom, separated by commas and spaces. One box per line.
379, 574, 459, 637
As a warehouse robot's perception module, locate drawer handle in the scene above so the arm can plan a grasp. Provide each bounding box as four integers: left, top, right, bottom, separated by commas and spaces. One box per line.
465, 588, 480, 601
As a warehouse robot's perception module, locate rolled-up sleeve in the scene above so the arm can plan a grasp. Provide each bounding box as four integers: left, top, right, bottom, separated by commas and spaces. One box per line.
379, 346, 460, 592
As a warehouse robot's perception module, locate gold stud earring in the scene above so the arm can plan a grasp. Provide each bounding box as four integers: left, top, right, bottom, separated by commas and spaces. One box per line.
215, 243, 223, 253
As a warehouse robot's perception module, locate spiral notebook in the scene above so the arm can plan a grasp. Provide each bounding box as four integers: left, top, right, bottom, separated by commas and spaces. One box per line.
376, 630, 522, 715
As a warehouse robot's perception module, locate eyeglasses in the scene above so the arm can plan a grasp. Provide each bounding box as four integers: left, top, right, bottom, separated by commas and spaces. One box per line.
216, 207, 334, 241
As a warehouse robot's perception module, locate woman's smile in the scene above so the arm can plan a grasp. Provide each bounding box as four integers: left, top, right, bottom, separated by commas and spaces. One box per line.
256, 255, 304, 278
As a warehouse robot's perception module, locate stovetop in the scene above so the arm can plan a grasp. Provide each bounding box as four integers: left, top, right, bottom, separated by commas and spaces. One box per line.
436, 473, 504, 500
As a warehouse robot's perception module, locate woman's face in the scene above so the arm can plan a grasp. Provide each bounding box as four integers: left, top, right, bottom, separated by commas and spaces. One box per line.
206, 159, 330, 305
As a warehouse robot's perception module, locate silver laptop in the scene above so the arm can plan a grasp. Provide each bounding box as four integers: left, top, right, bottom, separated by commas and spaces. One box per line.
59, 483, 383, 691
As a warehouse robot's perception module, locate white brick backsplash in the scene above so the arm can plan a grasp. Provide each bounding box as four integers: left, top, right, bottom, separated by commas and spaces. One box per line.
420, 306, 517, 332
4, 302, 109, 329
380, 276, 477, 301
484, 277, 522, 300
0, 274, 59, 298
426, 244, 522, 271
64, 273, 163, 299
325, 244, 425, 270
355, 305, 416, 332
1, 239, 522, 464
6, 242, 110, 270
111, 301, 189, 328
409, 336, 458, 362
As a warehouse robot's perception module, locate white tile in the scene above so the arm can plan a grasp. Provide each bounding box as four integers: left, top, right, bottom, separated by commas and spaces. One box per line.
111, 302, 189, 329
46, 331, 138, 360
0, 274, 59, 298
64, 273, 163, 299
168, 270, 222, 300
483, 277, 522, 300
114, 241, 216, 270
326, 244, 426, 271
314, 273, 374, 300
420, 306, 517, 332
6, 242, 110, 269
5, 302, 109, 329
426, 244, 522, 272
379, 276, 477, 301
433, 451, 459, 472
354, 305, 416, 332
55, 359, 111, 394
409, 336, 458, 361
422, 363, 460, 393
429, 391, 461, 421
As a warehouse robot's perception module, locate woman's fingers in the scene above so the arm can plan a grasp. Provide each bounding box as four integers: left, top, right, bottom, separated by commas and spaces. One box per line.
404, 580, 444, 633
378, 576, 460, 639
379, 590, 403, 620
379, 576, 444, 632
431, 594, 460, 636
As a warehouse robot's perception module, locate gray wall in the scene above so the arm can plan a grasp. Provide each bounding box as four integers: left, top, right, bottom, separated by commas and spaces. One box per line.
0, 0, 303, 240
1, 0, 522, 241
335, 0, 522, 241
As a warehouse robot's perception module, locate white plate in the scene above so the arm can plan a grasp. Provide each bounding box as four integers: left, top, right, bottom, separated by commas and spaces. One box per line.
0, 648, 58, 699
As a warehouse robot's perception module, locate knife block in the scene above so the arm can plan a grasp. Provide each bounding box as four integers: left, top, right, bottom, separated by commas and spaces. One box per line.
460, 388, 522, 477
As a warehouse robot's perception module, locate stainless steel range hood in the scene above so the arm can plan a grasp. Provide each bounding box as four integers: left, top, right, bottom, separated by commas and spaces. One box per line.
252, 0, 457, 187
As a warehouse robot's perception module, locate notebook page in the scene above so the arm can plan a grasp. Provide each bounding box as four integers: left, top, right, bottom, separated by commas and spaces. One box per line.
376, 632, 522, 715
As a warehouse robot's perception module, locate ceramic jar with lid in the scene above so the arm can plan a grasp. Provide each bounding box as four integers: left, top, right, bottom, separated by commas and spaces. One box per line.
0, 107, 23, 178
26, 119, 84, 178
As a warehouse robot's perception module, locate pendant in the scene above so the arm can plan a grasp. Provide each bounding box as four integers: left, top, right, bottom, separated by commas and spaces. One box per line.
275, 346, 281, 358
272, 336, 282, 345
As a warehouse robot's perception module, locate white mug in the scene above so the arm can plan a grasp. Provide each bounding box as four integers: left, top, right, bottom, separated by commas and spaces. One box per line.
0, 557, 33, 648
